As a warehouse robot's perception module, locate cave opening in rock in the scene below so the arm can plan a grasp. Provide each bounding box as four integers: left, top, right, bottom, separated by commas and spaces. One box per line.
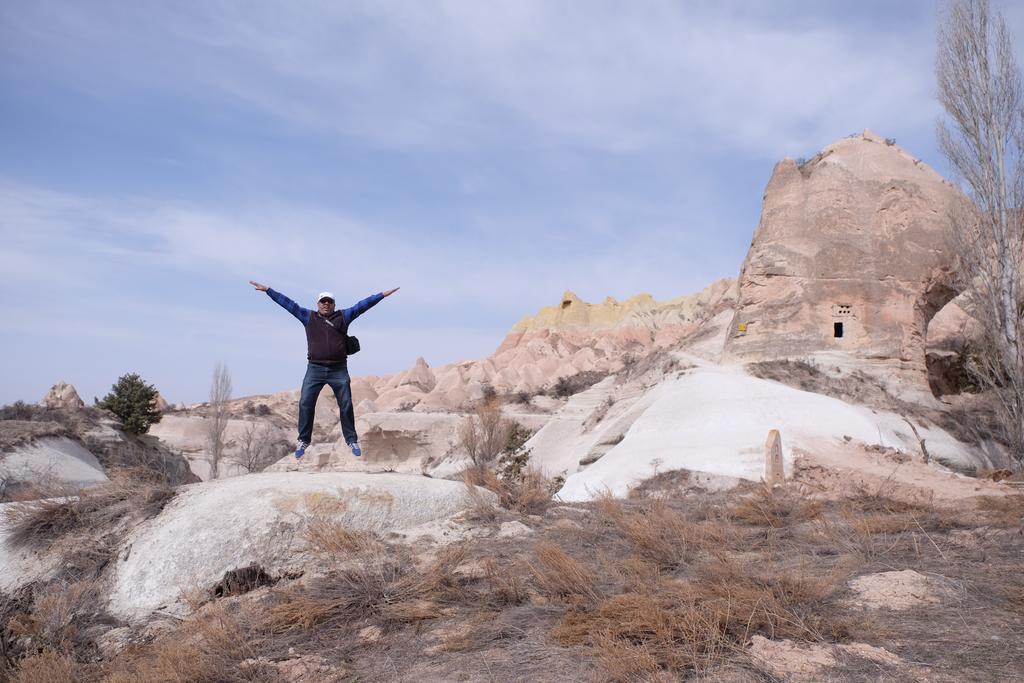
921, 280, 971, 398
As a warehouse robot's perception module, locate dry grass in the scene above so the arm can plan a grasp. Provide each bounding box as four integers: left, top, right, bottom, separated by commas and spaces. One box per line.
610, 556, 663, 592
483, 558, 526, 606
438, 611, 531, 654
6, 580, 101, 655
501, 467, 557, 514
595, 494, 698, 568
7, 466, 1020, 682
305, 517, 379, 557
461, 473, 499, 522
554, 553, 849, 680
555, 580, 729, 680
812, 512, 901, 561
463, 465, 556, 515
728, 484, 823, 528
974, 494, 1024, 527
9, 649, 82, 683
694, 558, 849, 642
263, 544, 468, 635
103, 603, 275, 683
1, 469, 174, 550
528, 542, 601, 604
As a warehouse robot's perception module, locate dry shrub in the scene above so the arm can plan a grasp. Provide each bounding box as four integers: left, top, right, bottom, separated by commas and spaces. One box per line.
850, 513, 914, 536
627, 468, 692, 499
459, 398, 511, 466
263, 545, 400, 633
483, 558, 526, 606
2, 469, 174, 550
845, 489, 933, 515
555, 555, 848, 680
827, 494, 967, 553
528, 542, 600, 603
440, 611, 528, 653
104, 603, 273, 683
611, 556, 662, 592
695, 558, 848, 642
462, 473, 499, 522
813, 514, 893, 560
440, 612, 500, 653
592, 633, 675, 683
9, 649, 82, 683
555, 580, 727, 680
264, 544, 467, 634
305, 518, 378, 557
596, 494, 694, 568
728, 485, 822, 528
393, 546, 466, 605
974, 495, 1024, 527
7, 580, 100, 654
464, 464, 555, 515
503, 467, 556, 514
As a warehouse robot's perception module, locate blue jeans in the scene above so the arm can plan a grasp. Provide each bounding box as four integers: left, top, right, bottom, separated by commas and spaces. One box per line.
298, 363, 356, 446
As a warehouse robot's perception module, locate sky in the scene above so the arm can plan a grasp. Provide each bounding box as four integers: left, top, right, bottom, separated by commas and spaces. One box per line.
2, 0, 1021, 406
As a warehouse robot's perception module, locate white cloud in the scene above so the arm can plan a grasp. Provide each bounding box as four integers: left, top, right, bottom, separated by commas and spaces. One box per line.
1, 1, 941, 157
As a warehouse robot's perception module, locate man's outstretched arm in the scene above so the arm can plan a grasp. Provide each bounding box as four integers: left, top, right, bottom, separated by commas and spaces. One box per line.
249, 280, 311, 325
343, 287, 400, 325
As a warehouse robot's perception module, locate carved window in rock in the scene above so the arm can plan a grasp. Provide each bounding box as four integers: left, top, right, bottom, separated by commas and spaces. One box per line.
832, 304, 852, 339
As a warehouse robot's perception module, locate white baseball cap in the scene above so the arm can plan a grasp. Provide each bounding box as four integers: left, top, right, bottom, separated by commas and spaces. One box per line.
317, 291, 335, 303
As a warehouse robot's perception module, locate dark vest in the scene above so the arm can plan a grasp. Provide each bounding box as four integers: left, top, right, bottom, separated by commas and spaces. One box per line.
306, 312, 349, 365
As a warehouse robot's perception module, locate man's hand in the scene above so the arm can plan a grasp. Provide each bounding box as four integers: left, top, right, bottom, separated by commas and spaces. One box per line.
249, 280, 269, 292
383, 287, 400, 297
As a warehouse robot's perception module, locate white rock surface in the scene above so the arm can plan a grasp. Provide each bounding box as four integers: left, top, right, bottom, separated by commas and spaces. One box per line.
108, 472, 491, 620
0, 436, 107, 490
0, 500, 68, 592
555, 364, 973, 501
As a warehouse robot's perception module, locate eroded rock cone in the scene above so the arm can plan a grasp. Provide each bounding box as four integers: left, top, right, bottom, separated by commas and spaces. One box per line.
726, 129, 963, 383
40, 381, 85, 410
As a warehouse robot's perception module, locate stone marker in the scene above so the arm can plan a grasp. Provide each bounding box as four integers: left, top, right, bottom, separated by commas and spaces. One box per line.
764, 429, 784, 485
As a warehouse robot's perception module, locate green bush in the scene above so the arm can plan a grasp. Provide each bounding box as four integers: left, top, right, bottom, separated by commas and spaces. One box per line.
95, 373, 163, 434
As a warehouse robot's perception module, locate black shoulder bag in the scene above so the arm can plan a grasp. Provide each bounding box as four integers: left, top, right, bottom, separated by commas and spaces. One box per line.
323, 316, 361, 356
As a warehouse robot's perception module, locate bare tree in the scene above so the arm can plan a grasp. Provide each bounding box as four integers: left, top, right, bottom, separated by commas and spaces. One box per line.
938, 0, 1024, 465
230, 420, 281, 473
459, 397, 511, 466
207, 362, 233, 479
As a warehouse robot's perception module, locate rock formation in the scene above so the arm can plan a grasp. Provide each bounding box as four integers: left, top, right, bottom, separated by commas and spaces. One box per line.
107, 472, 491, 619
153, 392, 170, 412
725, 130, 962, 387
364, 277, 736, 413
40, 381, 85, 409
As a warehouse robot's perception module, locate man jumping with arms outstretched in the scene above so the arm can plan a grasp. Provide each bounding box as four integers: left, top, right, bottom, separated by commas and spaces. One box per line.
249, 281, 399, 461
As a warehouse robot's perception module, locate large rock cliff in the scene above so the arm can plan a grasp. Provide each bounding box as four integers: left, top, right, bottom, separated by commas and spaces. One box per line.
724, 130, 962, 385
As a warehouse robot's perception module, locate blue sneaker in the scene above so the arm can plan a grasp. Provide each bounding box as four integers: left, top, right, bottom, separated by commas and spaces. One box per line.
295, 440, 308, 460
349, 442, 361, 457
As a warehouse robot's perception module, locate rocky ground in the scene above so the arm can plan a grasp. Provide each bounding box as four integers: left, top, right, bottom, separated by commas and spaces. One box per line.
1, 454, 1021, 682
